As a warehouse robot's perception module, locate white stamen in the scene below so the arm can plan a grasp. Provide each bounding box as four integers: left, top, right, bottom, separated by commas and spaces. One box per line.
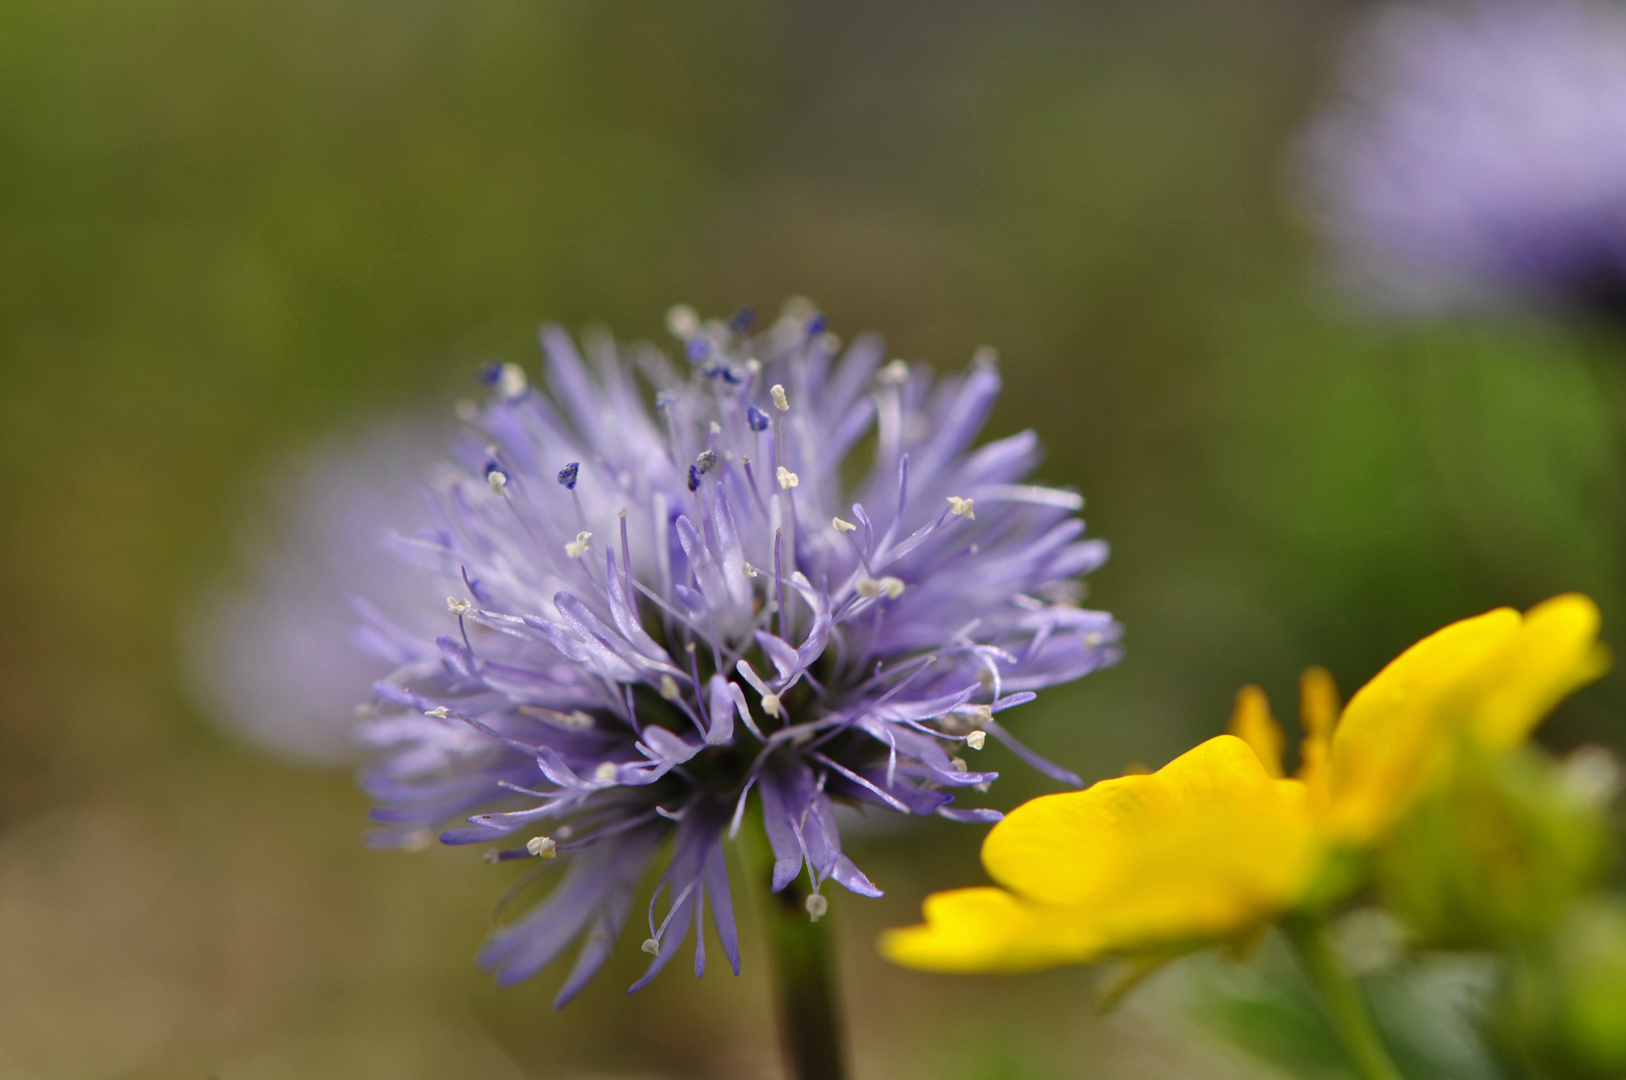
497, 362, 528, 400
966, 730, 987, 751
487, 470, 508, 496
424, 707, 450, 718
666, 304, 700, 338
805, 893, 828, 921
879, 358, 909, 385
972, 345, 999, 368
760, 693, 782, 718
832, 517, 856, 534
742, 562, 759, 578
973, 705, 993, 723
400, 829, 433, 853
709, 421, 722, 434
593, 762, 619, 783
565, 531, 592, 558
1085, 631, 1104, 647
746, 358, 762, 375
447, 597, 474, 616
526, 835, 558, 858
950, 756, 968, 773
771, 384, 789, 411
659, 675, 681, 701
641, 938, 661, 955
455, 399, 480, 422
947, 495, 975, 519
857, 575, 904, 599
483, 848, 500, 864
776, 466, 799, 490
817, 332, 842, 353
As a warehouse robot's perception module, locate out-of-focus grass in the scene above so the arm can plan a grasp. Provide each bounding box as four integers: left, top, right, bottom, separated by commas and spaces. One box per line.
1, 0, 1621, 1075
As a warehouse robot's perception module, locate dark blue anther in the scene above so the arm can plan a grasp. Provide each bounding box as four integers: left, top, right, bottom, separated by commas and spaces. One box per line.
484, 460, 502, 478
557, 461, 579, 490
687, 465, 702, 492
746, 405, 770, 432
476, 361, 503, 385
729, 306, 757, 333
806, 313, 827, 337
685, 338, 711, 362
719, 365, 744, 385
655, 390, 680, 411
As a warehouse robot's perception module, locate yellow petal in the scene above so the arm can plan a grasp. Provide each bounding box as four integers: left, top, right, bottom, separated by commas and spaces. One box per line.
1228, 685, 1285, 778
1468, 594, 1608, 750
1326, 595, 1607, 842
976, 736, 1321, 951
878, 887, 1104, 973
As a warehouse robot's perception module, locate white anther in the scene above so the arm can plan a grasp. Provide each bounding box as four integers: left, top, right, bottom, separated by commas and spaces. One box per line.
593, 762, 618, 783
742, 562, 759, 578
400, 829, 434, 853
965, 730, 987, 751
666, 304, 700, 338
760, 693, 782, 718
641, 938, 661, 955
771, 384, 789, 411
447, 597, 474, 616
776, 466, 799, 490
973, 705, 993, 723
746, 358, 762, 374
565, 531, 592, 558
857, 575, 903, 599
487, 470, 508, 496
424, 707, 450, 719
832, 517, 856, 534
878, 359, 909, 385
455, 399, 480, 422
659, 675, 682, 701
483, 848, 500, 864
353, 703, 377, 719
950, 756, 968, 773
497, 362, 528, 400
947, 495, 975, 519
1085, 632, 1104, 647
972, 345, 999, 369
805, 893, 828, 921
709, 421, 722, 435
526, 835, 558, 858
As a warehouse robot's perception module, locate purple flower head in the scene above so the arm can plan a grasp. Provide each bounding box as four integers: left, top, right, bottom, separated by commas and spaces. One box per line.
357, 301, 1121, 1006
1302, 0, 1626, 318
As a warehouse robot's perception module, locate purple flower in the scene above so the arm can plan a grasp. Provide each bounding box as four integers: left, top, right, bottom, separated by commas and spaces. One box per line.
1301, 0, 1626, 317
354, 301, 1120, 1005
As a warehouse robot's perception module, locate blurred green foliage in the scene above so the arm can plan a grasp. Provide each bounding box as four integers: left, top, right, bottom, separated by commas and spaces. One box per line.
2, 0, 1624, 1075
1377, 747, 1614, 949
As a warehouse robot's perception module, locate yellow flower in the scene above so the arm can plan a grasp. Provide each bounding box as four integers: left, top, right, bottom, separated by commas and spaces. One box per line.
881, 595, 1606, 974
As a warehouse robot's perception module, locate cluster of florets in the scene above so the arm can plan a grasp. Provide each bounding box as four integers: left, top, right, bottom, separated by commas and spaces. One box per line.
1302, 0, 1626, 318
354, 300, 1120, 1005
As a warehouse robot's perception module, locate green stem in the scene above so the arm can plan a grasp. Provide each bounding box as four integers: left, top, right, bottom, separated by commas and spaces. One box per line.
1283, 915, 1405, 1080
763, 876, 847, 1080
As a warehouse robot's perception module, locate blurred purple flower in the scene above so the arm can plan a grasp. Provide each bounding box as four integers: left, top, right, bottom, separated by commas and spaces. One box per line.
186, 418, 451, 765
301, 302, 1118, 1005
1302, 0, 1626, 317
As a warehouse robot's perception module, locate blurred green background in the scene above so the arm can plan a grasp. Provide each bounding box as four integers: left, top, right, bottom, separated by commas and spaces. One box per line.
2, 0, 1622, 1076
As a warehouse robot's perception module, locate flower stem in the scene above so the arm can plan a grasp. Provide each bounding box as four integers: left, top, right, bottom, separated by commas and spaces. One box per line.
1283, 915, 1404, 1080
764, 877, 847, 1080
